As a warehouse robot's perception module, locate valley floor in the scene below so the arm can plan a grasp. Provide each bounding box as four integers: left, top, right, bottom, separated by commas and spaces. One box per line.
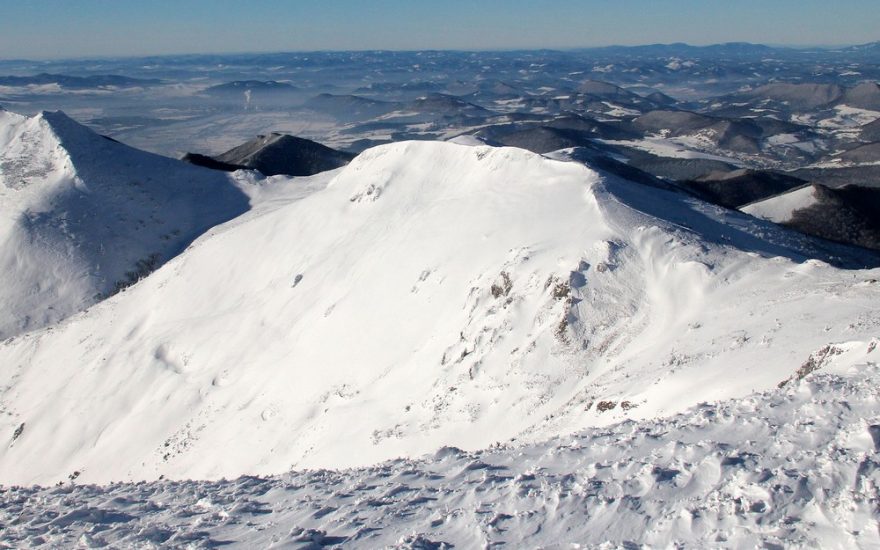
2, 366, 878, 549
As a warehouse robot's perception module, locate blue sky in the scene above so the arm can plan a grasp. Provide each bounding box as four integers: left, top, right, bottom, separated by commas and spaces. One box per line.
0, 0, 877, 59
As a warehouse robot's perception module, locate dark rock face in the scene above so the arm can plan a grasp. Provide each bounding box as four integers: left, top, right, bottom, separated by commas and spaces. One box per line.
180, 153, 245, 173
182, 134, 355, 177
214, 133, 355, 177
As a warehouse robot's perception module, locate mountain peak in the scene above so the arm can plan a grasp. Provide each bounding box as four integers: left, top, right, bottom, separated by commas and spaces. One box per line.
0, 108, 250, 340
212, 132, 355, 177
1, 139, 877, 484
34, 109, 103, 147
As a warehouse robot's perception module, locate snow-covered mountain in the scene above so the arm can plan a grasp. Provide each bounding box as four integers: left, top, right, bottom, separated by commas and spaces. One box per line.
2, 140, 878, 486
0, 109, 250, 339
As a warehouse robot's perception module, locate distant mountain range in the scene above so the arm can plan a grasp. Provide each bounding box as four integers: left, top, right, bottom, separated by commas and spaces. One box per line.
577, 41, 880, 57
202, 80, 298, 96
0, 73, 161, 89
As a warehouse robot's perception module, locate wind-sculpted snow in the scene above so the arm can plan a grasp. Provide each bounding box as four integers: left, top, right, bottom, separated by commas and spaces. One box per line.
1, 367, 877, 548
0, 109, 250, 338
2, 140, 879, 487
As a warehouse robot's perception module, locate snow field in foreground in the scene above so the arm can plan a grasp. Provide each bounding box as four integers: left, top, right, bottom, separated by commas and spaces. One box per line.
1, 366, 877, 549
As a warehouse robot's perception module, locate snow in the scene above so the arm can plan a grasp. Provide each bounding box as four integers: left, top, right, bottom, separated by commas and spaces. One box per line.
765, 133, 800, 146
0, 110, 250, 339
1, 102, 880, 549
374, 110, 423, 121
741, 185, 818, 223
599, 137, 745, 165
600, 101, 641, 117
492, 98, 528, 113
1, 140, 879, 490
764, 134, 827, 156
818, 104, 880, 129
1, 366, 877, 548
446, 134, 497, 147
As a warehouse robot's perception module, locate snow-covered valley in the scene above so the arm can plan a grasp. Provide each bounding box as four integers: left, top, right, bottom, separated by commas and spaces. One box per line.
1, 109, 879, 547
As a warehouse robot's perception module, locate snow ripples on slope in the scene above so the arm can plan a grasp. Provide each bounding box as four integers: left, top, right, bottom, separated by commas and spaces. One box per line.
1, 366, 877, 548
0, 140, 878, 489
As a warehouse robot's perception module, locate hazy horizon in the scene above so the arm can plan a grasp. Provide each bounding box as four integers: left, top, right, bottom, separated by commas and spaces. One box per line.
1, 41, 877, 64
1, 0, 877, 60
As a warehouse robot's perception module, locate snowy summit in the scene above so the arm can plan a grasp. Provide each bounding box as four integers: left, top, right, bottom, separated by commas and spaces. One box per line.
2, 131, 879, 481
0, 107, 878, 547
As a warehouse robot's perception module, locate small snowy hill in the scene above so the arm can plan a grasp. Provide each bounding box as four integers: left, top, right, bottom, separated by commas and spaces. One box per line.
743, 183, 880, 251
0, 109, 250, 339
1, 141, 879, 486
742, 185, 821, 224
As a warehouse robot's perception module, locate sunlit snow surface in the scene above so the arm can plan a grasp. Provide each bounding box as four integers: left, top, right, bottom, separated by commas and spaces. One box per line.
742, 185, 819, 223
2, 140, 879, 488
0, 110, 250, 339
1, 367, 878, 548
1, 134, 879, 548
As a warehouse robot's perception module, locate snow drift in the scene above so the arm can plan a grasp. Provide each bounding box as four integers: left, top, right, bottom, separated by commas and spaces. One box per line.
0, 109, 250, 339
1, 140, 879, 485
3, 367, 877, 548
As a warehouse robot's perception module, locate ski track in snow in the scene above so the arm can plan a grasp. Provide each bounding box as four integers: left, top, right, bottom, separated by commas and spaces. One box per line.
1, 367, 878, 549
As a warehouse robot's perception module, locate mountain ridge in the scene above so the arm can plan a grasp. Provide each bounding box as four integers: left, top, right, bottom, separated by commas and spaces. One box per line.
1, 140, 877, 485
0, 109, 251, 339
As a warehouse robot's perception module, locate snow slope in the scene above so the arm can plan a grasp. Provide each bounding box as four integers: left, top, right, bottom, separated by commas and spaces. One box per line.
741, 185, 818, 223
1, 367, 877, 548
0, 109, 250, 339
1, 141, 879, 486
